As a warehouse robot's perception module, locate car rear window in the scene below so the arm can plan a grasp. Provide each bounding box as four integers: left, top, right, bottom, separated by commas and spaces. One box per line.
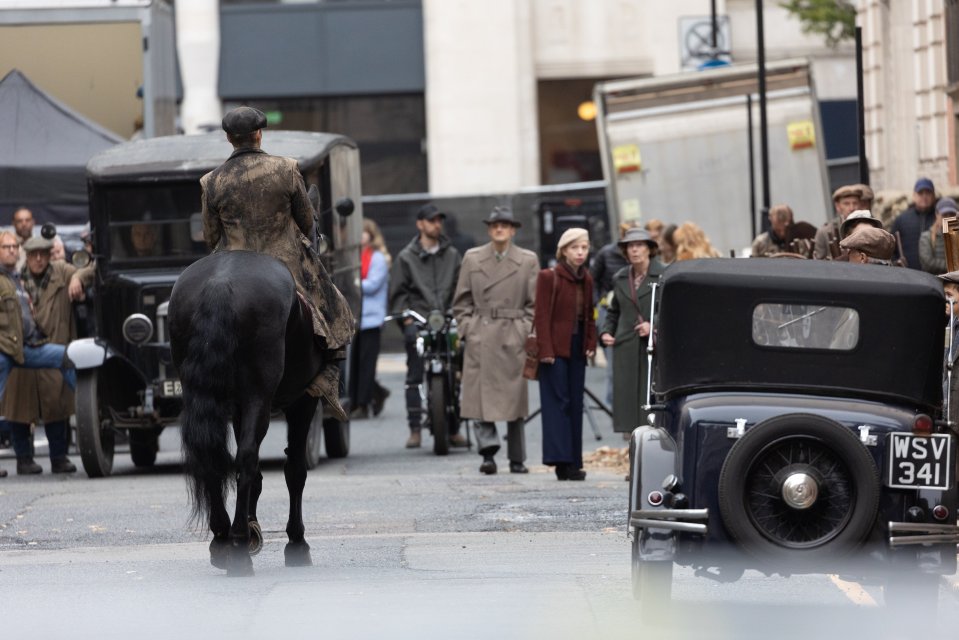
752, 303, 859, 351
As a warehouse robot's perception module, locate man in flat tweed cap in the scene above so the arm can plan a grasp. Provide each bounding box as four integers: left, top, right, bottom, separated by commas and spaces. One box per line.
200, 106, 354, 420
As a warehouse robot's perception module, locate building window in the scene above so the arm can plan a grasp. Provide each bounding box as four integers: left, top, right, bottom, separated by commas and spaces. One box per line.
537, 78, 606, 185
229, 94, 427, 195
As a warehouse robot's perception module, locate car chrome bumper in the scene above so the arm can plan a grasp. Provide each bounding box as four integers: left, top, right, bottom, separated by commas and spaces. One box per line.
630, 508, 709, 534
888, 521, 959, 547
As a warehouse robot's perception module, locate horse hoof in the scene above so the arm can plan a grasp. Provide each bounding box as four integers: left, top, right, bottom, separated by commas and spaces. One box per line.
249, 520, 263, 556
226, 546, 255, 577
209, 538, 230, 570
284, 541, 313, 567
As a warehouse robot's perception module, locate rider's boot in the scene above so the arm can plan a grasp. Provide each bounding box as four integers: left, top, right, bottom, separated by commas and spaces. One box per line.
307, 356, 349, 423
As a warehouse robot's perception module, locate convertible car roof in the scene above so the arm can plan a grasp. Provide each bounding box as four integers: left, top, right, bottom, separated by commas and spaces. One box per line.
87, 130, 355, 181
654, 258, 945, 409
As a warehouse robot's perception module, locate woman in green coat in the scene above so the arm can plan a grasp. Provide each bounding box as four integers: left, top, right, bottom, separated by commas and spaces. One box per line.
599, 228, 664, 434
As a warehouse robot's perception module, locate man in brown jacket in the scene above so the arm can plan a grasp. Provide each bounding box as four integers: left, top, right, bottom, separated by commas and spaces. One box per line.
201, 106, 354, 420
5, 235, 91, 474
0, 231, 78, 478
452, 206, 538, 475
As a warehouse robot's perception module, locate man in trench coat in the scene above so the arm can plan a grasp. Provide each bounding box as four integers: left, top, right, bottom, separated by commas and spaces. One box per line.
201, 106, 354, 420
453, 206, 538, 475
4, 236, 91, 474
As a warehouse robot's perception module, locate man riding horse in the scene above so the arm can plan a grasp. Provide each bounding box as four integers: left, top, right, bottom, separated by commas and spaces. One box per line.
200, 106, 354, 420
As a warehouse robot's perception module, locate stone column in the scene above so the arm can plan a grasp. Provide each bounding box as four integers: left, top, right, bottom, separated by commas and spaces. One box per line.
423, 0, 539, 194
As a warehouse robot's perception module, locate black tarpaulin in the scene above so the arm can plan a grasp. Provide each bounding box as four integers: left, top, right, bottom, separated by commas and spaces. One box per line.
0, 69, 123, 225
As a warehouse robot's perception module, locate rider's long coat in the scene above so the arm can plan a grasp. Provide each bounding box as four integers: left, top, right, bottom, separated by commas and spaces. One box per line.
200, 146, 353, 349
453, 242, 538, 422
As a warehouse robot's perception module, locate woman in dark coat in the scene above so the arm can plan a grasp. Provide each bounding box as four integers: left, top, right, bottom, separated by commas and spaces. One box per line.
600, 228, 664, 434
533, 228, 597, 480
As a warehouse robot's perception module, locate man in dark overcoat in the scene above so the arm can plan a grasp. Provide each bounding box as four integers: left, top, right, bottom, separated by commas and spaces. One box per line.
453, 206, 538, 474
4, 236, 91, 474
200, 106, 354, 420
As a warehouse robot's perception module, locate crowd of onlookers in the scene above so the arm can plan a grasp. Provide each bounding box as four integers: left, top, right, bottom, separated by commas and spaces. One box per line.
0, 206, 94, 478
5, 176, 956, 479
362, 178, 959, 480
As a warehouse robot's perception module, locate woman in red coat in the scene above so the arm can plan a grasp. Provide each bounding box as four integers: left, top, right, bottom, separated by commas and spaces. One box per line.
532, 228, 597, 480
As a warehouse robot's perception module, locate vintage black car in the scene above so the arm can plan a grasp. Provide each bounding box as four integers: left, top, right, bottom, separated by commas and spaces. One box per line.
67, 131, 363, 477
629, 258, 958, 612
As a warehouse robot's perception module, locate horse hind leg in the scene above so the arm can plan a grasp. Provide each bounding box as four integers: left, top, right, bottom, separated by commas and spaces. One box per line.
208, 487, 233, 570
282, 393, 319, 567
226, 398, 272, 577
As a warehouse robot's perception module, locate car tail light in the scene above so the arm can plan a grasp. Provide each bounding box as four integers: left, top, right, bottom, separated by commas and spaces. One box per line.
932, 505, 950, 521
913, 414, 933, 434
647, 491, 664, 506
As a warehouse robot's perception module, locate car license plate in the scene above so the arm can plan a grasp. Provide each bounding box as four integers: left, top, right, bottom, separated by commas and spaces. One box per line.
160, 379, 182, 398
887, 433, 953, 490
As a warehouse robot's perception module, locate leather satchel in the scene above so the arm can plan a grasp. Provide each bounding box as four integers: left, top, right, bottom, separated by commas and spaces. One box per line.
522, 334, 540, 380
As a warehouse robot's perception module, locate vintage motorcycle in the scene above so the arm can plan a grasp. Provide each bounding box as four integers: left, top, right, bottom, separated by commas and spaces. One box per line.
387, 309, 465, 455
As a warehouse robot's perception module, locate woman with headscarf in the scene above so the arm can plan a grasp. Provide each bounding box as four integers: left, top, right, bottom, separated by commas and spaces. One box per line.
532, 228, 597, 481
599, 228, 664, 436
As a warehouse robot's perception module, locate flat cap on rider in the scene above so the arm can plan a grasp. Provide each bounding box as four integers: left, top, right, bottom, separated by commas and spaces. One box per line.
483, 206, 521, 227
416, 203, 446, 221
21, 236, 53, 252
221, 106, 267, 136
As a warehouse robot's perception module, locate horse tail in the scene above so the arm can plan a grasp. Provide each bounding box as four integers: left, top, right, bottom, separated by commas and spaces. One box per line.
180, 278, 237, 525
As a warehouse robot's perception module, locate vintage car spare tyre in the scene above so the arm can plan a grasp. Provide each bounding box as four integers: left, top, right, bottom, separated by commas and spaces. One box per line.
717, 413, 880, 560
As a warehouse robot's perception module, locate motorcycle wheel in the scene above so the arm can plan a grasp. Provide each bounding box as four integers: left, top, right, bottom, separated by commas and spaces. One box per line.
429, 375, 450, 456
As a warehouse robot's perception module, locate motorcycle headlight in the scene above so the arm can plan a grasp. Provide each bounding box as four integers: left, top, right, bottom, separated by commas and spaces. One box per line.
428, 310, 446, 333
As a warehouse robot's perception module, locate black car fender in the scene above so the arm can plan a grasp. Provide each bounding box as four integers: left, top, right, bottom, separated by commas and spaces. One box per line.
629, 425, 680, 560
67, 337, 148, 406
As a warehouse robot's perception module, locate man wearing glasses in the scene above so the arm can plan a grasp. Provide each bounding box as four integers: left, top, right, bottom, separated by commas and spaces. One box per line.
0, 231, 77, 477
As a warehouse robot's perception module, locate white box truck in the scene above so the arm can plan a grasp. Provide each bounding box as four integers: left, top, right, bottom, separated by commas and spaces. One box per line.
594, 58, 831, 255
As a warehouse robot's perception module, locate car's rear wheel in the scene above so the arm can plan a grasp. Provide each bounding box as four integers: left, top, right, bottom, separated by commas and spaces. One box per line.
631, 532, 673, 614
323, 417, 350, 459
718, 413, 879, 561
76, 370, 115, 478
129, 427, 159, 467
305, 405, 323, 469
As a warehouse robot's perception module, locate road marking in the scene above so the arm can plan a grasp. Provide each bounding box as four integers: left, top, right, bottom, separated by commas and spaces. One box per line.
829, 574, 878, 606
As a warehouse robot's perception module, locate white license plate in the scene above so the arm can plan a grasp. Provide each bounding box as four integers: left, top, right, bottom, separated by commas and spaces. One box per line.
160, 379, 182, 397
887, 433, 953, 490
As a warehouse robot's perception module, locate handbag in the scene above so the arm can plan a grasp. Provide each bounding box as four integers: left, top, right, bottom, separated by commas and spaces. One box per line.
522, 269, 557, 381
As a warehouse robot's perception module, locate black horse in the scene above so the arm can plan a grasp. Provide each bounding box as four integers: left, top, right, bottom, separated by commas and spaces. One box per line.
169, 250, 325, 575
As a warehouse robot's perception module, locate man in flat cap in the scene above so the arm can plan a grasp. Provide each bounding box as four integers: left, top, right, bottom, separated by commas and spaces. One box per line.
814, 184, 863, 260
0, 230, 79, 478
890, 178, 940, 270
389, 203, 463, 449
200, 106, 354, 420
839, 226, 897, 265
4, 235, 91, 475
453, 206, 538, 474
